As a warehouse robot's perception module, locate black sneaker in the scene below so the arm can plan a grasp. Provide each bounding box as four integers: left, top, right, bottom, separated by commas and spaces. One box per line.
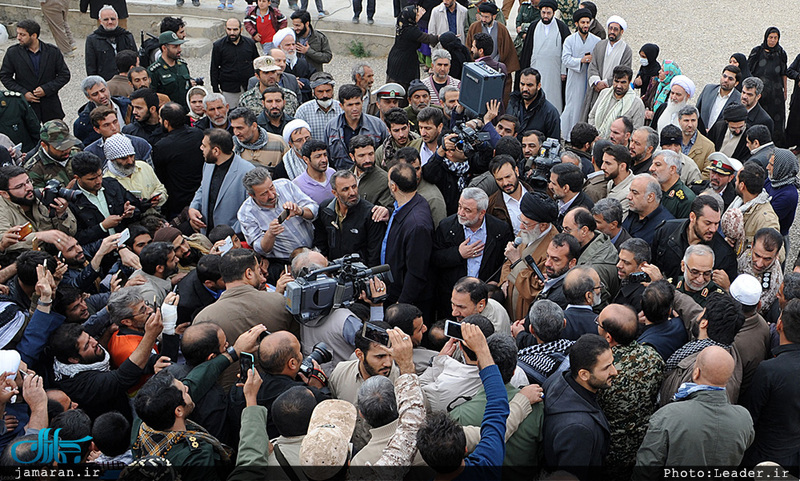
352, 16, 359, 23
176, 0, 184, 5
367, 18, 374, 24
192, 0, 200, 5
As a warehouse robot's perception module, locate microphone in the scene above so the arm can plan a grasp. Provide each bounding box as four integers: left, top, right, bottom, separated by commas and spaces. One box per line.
487, 237, 524, 282
514, 236, 523, 247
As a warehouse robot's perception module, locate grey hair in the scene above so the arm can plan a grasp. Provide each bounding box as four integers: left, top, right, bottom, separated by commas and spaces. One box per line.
107, 287, 144, 324
99, 5, 118, 16
683, 243, 715, 265
290, 248, 325, 278
357, 375, 398, 428
431, 49, 452, 63
742, 76, 764, 96
655, 149, 683, 176
528, 299, 564, 343
351, 62, 371, 82
560, 151, 581, 165
242, 166, 272, 196
619, 237, 651, 264
439, 85, 458, 99
460, 187, 489, 211
636, 126, 659, 151
633, 173, 662, 202
592, 198, 623, 225
81, 75, 108, 96
678, 105, 699, 119
203, 92, 227, 109
330, 169, 355, 189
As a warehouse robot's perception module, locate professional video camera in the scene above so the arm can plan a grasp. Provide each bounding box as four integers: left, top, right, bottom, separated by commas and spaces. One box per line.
35, 179, 82, 218
284, 254, 393, 324
451, 122, 491, 155
524, 138, 561, 192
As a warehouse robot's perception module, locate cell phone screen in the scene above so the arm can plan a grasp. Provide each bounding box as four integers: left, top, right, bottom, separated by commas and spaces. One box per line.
361, 322, 391, 347
444, 320, 463, 340
239, 352, 254, 383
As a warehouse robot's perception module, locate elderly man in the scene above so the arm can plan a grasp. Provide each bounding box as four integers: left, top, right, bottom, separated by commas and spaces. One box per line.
649, 150, 695, 219
628, 126, 657, 175
622, 174, 674, 244
84, 6, 136, 81
277, 119, 311, 180
588, 66, 644, 138
73, 76, 131, 145
652, 74, 695, 134
658, 244, 725, 308
294, 72, 342, 141
561, 266, 602, 340
102, 133, 167, 212
678, 105, 715, 175
579, 15, 632, 122
515, 299, 572, 375
421, 50, 461, 107
238, 166, 317, 271
689, 152, 741, 210
433, 187, 513, 315
194, 93, 232, 133
659, 125, 703, 185
405, 80, 443, 134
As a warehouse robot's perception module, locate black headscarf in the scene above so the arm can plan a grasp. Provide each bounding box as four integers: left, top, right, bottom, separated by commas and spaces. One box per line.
440, 32, 471, 80
730, 52, 751, 91
761, 26, 783, 53
637, 43, 660, 92
396, 5, 418, 37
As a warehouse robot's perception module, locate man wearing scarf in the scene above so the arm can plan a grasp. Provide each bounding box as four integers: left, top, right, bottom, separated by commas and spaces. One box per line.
727, 161, 780, 254
132, 325, 266, 480
707, 103, 750, 162
588, 65, 644, 138
230, 107, 288, 175
579, 15, 632, 122
652, 75, 695, 135
103, 133, 168, 213
85, 6, 136, 81
560, 8, 600, 142
276, 119, 312, 180
519, 0, 570, 113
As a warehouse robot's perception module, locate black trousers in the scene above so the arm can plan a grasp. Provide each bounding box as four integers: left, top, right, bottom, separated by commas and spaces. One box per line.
352, 0, 375, 18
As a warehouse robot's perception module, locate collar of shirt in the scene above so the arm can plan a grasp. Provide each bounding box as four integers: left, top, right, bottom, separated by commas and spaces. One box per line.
463, 217, 487, 239
203, 285, 223, 300
543, 271, 567, 291
503, 191, 522, 207
567, 304, 594, 310
610, 229, 622, 244
587, 170, 605, 180
557, 194, 579, 214
717, 89, 730, 100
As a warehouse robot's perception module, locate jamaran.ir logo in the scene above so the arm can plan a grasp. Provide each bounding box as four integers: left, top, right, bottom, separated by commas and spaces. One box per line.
10, 428, 92, 464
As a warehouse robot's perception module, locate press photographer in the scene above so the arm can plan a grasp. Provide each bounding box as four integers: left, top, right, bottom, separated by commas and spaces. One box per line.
285, 250, 390, 374
0, 165, 78, 259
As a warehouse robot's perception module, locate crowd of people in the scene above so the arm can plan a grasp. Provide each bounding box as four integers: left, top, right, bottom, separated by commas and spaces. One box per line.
0, 0, 796, 479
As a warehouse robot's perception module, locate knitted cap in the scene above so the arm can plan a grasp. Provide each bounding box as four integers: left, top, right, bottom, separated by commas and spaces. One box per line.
103, 133, 135, 161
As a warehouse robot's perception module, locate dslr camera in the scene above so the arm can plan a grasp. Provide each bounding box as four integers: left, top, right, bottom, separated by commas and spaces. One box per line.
284, 254, 393, 324
36, 179, 82, 218
628, 272, 651, 283
298, 342, 333, 376
524, 138, 561, 192
451, 122, 491, 155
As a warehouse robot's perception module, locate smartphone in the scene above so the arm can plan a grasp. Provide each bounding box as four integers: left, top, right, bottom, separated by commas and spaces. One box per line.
529, 259, 545, 282
360, 322, 391, 347
277, 208, 291, 224
239, 352, 254, 382
18, 222, 33, 241
12, 143, 21, 157
444, 319, 464, 341
57, 251, 64, 262
117, 228, 131, 247
219, 236, 234, 256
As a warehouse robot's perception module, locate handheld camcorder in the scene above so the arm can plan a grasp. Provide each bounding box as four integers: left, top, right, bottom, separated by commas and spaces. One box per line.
284, 254, 393, 324
524, 138, 561, 192
451, 122, 491, 156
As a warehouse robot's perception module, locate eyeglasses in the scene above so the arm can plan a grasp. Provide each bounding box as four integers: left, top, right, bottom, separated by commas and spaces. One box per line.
134, 301, 155, 319
594, 319, 605, 330
7, 178, 31, 191
593, 282, 605, 292
688, 268, 713, 278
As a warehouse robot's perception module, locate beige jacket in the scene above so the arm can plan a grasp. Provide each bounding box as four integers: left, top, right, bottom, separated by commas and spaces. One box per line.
0, 194, 77, 254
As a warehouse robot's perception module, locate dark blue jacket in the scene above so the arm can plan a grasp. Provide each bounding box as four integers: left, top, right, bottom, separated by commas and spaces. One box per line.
638, 317, 688, 361
622, 204, 674, 245
73, 96, 132, 146
456, 364, 509, 481
384, 193, 434, 305
543, 370, 610, 474
561, 306, 599, 341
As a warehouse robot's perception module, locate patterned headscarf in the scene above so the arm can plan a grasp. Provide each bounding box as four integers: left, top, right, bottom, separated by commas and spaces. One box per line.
396, 5, 418, 37
653, 60, 681, 111
769, 148, 800, 189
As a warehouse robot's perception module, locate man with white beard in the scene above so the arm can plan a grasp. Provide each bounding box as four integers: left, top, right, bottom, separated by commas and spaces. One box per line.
653, 75, 696, 135
500, 191, 559, 321
518, 0, 571, 113
277, 119, 312, 180
103, 133, 168, 212
655, 244, 723, 308
560, 8, 600, 142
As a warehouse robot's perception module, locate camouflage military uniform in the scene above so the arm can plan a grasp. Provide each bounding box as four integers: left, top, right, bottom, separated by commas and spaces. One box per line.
466, 0, 506, 29
597, 341, 665, 470
0, 90, 41, 152
660, 179, 696, 219
556, 0, 580, 26
148, 57, 193, 109
672, 276, 724, 308
22, 120, 81, 188
238, 86, 299, 117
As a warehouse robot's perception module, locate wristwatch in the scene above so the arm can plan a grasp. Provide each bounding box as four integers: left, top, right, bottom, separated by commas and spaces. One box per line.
226, 346, 239, 362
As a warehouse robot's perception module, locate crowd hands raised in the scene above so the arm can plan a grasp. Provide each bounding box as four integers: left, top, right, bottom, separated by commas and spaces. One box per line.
0, 0, 798, 479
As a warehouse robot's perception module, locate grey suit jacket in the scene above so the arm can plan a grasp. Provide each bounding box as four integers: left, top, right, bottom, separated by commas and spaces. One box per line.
190, 154, 255, 234
696, 84, 741, 132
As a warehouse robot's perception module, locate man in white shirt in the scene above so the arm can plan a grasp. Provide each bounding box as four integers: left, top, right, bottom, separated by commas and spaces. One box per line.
695, 65, 741, 134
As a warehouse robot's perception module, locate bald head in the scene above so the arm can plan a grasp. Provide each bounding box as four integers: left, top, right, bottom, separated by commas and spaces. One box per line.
47, 389, 77, 412
181, 323, 225, 366
291, 250, 328, 278
563, 266, 599, 305
259, 331, 301, 375
693, 346, 734, 387
597, 304, 638, 346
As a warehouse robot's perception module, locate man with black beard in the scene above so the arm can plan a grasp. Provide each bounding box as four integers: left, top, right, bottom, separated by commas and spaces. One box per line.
210, 18, 259, 109
123, 88, 166, 147
49, 234, 120, 294
487, 154, 530, 235
130, 241, 180, 305
506, 68, 561, 140
290, 10, 332, 73
519, 0, 571, 113
0, 165, 77, 257
256, 86, 294, 136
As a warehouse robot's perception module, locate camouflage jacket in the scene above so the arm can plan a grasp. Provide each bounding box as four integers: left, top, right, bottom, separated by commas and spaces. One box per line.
23, 145, 80, 188
238, 85, 299, 117
597, 341, 665, 467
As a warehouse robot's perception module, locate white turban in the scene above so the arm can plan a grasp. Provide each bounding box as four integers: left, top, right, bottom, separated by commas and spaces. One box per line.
606, 15, 627, 31
283, 119, 311, 145
272, 28, 296, 48
669, 75, 696, 98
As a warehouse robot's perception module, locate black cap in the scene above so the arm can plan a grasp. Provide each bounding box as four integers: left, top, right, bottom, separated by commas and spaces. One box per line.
520, 192, 558, 224
478, 2, 499, 14
660, 125, 682, 146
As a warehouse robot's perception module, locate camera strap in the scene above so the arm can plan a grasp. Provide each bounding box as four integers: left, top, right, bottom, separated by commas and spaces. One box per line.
274, 444, 302, 481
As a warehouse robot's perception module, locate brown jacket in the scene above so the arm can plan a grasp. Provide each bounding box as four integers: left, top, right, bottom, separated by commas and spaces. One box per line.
687, 132, 715, 180
193, 284, 297, 391
500, 227, 556, 321
582, 172, 608, 204
486, 181, 531, 232
465, 21, 521, 73
659, 345, 743, 406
